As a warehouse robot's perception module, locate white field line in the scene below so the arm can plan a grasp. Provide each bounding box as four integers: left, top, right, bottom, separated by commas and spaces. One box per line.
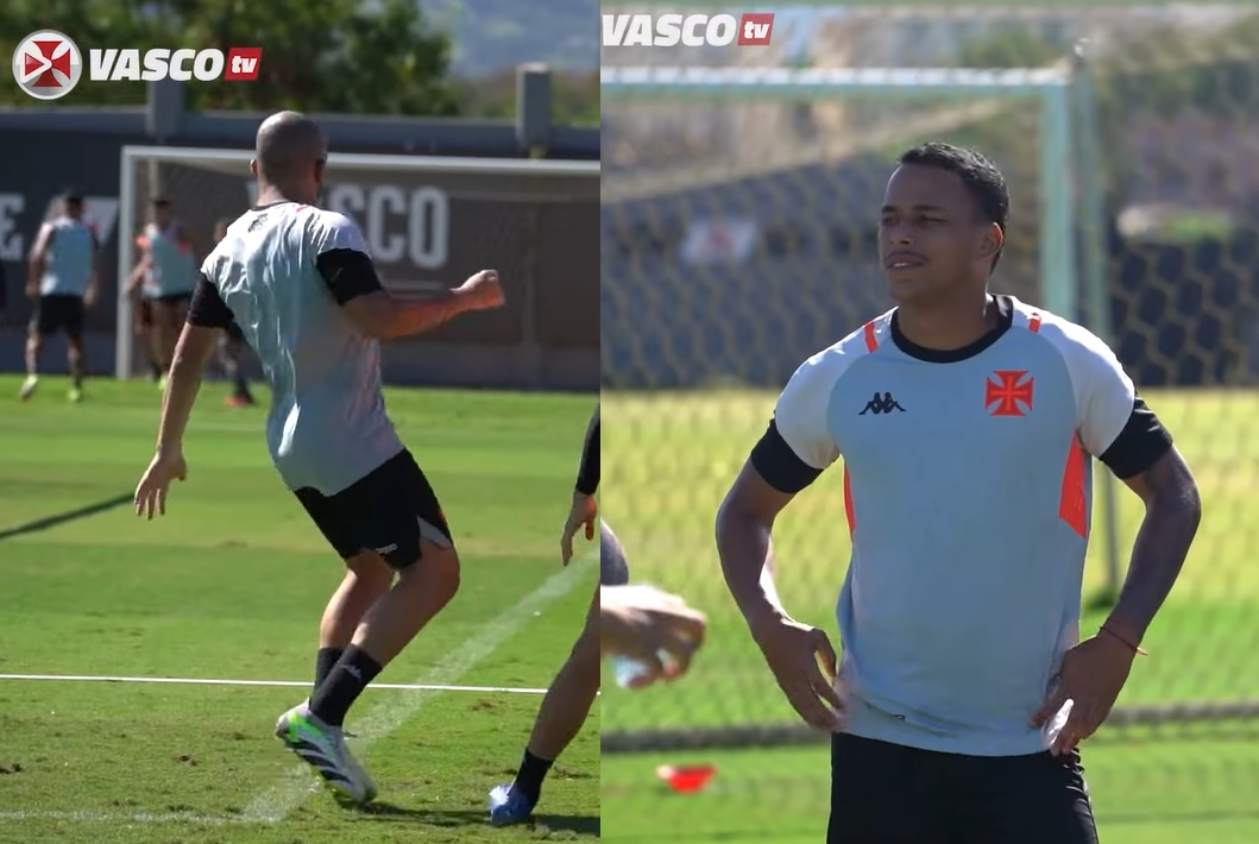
0, 809, 252, 826
0, 674, 547, 695
242, 555, 593, 822
0, 554, 594, 829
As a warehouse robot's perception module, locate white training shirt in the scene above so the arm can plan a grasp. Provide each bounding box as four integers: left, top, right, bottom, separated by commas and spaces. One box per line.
195, 201, 404, 495
37, 216, 95, 297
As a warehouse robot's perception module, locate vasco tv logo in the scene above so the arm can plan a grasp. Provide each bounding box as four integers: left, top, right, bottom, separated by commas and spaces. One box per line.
602, 13, 774, 47
11, 30, 261, 100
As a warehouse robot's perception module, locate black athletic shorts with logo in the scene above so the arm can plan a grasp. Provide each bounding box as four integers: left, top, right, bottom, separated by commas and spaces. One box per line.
829, 732, 1098, 844
32, 294, 85, 337
294, 449, 453, 569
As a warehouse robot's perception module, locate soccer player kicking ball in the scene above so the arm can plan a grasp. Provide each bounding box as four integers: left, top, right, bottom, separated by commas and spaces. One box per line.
490, 408, 606, 825
716, 143, 1202, 843
133, 111, 504, 805
21, 189, 101, 403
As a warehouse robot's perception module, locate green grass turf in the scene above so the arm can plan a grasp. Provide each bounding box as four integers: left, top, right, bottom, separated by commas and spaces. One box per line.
0, 375, 600, 842
601, 387, 1259, 838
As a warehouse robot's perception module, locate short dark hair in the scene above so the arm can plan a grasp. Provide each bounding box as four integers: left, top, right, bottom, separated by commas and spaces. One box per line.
63, 187, 84, 203
899, 142, 1009, 269
151, 197, 171, 207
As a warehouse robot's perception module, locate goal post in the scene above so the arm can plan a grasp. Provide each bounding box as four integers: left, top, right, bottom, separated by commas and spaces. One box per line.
115, 144, 600, 385
601, 65, 1078, 318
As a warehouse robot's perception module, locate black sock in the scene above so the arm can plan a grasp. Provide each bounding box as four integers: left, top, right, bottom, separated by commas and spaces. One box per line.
314, 647, 343, 692
514, 748, 554, 804
309, 645, 381, 727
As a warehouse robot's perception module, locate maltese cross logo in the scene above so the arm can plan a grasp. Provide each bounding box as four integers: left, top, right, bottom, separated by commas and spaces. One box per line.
12, 30, 82, 100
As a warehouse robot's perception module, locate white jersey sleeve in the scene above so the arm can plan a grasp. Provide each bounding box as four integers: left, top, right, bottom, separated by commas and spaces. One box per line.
1038, 317, 1135, 458
308, 210, 370, 257
774, 348, 846, 470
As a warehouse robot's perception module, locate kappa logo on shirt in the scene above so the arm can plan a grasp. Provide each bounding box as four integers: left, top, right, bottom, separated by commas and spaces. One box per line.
985, 370, 1035, 417
859, 391, 906, 415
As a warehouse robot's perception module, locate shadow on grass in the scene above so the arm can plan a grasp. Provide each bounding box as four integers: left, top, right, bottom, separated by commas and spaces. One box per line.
351, 801, 599, 835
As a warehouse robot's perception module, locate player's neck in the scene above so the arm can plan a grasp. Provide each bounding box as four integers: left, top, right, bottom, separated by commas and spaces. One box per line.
895, 288, 997, 352
255, 183, 315, 208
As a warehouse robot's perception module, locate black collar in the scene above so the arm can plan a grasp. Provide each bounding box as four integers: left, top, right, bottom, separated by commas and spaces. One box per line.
890, 294, 1014, 363
251, 199, 298, 211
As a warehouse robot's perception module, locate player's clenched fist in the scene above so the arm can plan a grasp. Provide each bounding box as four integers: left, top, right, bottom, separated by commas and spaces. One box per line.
455, 269, 504, 311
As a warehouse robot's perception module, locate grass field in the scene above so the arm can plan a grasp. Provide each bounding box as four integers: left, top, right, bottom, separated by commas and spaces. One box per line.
0, 375, 600, 843
601, 387, 1259, 842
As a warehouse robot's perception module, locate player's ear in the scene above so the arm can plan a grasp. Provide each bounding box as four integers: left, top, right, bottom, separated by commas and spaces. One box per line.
249, 158, 258, 178
979, 222, 1003, 262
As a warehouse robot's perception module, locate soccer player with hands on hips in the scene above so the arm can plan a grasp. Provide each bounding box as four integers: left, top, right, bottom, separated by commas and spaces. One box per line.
134, 111, 503, 805
716, 143, 1201, 843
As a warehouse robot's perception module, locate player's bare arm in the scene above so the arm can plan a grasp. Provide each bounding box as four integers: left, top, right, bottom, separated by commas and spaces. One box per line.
1031, 447, 1201, 755
26, 223, 51, 298
1110, 446, 1202, 640
133, 323, 219, 519
716, 461, 844, 731
84, 238, 102, 307
341, 268, 504, 340
126, 254, 151, 295
562, 407, 600, 565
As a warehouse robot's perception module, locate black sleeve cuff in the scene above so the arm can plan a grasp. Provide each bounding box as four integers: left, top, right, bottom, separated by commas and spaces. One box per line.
1100, 396, 1174, 479
316, 248, 384, 305
750, 419, 823, 494
575, 411, 599, 495
187, 274, 234, 329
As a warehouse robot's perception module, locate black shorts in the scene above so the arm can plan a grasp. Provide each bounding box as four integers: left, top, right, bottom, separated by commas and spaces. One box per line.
224, 320, 245, 342
31, 294, 84, 337
294, 449, 453, 569
145, 292, 193, 311
829, 733, 1098, 844
137, 295, 189, 328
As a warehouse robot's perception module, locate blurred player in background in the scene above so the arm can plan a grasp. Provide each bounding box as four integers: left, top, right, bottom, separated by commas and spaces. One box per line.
21, 188, 100, 403
212, 217, 256, 407
717, 143, 1201, 843
127, 197, 199, 387
133, 111, 505, 805
490, 407, 605, 825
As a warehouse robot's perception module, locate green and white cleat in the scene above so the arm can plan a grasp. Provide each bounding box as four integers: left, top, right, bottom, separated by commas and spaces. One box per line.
18, 375, 38, 401
68, 385, 83, 403
274, 701, 377, 805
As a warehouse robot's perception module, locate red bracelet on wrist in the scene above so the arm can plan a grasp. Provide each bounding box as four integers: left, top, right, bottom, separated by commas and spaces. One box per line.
1100, 624, 1149, 656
